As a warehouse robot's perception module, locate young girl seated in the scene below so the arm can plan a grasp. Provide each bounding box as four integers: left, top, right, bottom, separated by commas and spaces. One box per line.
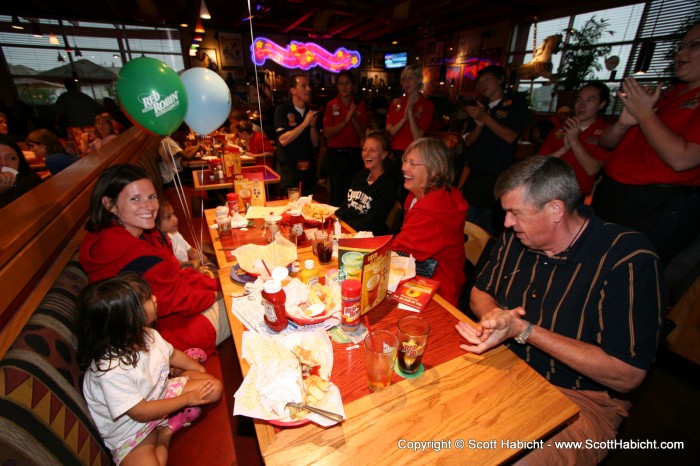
77, 275, 222, 466
157, 199, 201, 264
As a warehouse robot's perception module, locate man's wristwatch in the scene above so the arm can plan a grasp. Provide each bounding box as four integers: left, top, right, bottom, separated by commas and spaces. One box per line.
514, 322, 534, 344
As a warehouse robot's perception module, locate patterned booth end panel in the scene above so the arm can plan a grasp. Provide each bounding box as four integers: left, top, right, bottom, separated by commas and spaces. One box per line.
0, 260, 111, 466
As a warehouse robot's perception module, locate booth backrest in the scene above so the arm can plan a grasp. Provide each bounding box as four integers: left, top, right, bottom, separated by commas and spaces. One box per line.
0, 258, 111, 465
0, 126, 161, 357
0, 126, 163, 465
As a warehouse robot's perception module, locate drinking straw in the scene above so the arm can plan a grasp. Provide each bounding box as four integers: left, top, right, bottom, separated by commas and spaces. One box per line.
261, 259, 272, 276
298, 181, 302, 196
364, 315, 376, 349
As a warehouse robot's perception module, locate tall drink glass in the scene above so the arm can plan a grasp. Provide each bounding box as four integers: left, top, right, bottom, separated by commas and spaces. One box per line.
364, 330, 398, 392
396, 316, 430, 375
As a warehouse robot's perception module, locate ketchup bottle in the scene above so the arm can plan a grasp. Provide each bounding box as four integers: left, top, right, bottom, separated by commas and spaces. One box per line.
262, 279, 288, 332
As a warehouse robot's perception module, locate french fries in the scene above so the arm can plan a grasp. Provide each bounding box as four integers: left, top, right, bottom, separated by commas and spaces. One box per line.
302, 203, 334, 220
289, 347, 332, 419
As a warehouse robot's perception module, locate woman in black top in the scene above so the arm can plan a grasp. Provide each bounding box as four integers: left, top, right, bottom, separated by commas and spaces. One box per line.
334, 130, 398, 235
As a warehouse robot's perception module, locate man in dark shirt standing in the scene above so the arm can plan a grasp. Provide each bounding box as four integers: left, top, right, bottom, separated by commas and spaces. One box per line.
457, 156, 665, 465
274, 74, 319, 195
54, 79, 103, 132
457, 65, 527, 235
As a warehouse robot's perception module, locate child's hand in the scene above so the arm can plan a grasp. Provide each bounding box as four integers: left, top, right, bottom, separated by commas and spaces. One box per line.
186, 380, 217, 405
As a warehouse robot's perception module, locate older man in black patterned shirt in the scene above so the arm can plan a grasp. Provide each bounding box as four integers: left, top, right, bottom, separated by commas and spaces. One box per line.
456, 156, 666, 465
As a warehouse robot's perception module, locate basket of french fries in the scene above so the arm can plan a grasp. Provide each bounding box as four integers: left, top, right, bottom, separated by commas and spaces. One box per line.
297, 196, 338, 224
284, 279, 340, 325
233, 329, 344, 426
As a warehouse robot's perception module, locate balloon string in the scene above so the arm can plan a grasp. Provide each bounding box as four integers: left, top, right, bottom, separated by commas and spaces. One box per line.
246, 0, 271, 203
161, 138, 205, 265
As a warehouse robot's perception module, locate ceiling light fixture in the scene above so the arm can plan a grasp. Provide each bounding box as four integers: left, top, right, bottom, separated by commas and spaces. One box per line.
57, 51, 65, 62
32, 21, 43, 37
194, 18, 205, 34
199, 0, 211, 20
194, 34, 203, 42
11, 14, 23, 30
49, 32, 59, 45
75, 47, 83, 57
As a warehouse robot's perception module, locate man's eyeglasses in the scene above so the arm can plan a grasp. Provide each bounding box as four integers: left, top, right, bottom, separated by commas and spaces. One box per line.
401, 157, 425, 168
677, 39, 700, 53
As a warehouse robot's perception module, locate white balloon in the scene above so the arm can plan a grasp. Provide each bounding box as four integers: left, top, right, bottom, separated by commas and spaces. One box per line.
180, 67, 232, 135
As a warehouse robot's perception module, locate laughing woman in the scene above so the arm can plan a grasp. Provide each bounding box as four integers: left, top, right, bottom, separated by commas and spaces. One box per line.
79, 164, 230, 355
334, 130, 398, 235
391, 137, 468, 305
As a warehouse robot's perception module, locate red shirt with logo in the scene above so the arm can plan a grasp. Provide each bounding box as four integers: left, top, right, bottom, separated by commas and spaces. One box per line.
386, 94, 435, 151
604, 83, 700, 186
323, 96, 369, 149
538, 118, 609, 195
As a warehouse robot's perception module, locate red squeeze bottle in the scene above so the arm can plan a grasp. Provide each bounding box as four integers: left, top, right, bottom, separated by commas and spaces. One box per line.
262, 279, 288, 332
227, 192, 239, 216
340, 279, 361, 333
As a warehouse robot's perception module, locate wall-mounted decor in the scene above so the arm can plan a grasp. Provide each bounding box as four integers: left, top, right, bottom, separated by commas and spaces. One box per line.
251, 37, 360, 71
219, 32, 245, 68
191, 48, 220, 74
456, 35, 480, 64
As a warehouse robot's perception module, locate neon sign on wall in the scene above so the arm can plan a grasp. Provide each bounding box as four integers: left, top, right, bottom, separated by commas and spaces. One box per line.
251, 37, 361, 71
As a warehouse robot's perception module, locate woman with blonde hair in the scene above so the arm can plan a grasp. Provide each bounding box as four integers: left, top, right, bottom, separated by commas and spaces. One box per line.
385, 64, 435, 157
391, 137, 468, 305
334, 130, 398, 235
82, 112, 118, 154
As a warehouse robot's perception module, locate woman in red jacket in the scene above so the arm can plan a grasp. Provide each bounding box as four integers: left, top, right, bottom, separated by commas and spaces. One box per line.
391, 137, 468, 305
79, 164, 230, 355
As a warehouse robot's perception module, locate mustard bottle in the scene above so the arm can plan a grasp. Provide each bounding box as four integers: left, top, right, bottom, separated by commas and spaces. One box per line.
300, 259, 319, 286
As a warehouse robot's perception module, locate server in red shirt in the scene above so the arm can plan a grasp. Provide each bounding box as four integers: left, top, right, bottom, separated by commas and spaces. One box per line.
593, 22, 700, 264
538, 81, 610, 196
386, 64, 435, 157
323, 70, 368, 206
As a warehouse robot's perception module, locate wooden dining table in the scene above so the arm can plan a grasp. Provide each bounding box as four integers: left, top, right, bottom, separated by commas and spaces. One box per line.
206, 204, 580, 465
193, 165, 281, 191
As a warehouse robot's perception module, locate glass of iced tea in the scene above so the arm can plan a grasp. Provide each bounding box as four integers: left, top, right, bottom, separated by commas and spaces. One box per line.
364, 330, 398, 392
396, 316, 430, 375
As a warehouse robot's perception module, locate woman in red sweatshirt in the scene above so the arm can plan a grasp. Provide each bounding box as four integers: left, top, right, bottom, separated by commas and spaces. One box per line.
80, 164, 230, 355
392, 137, 468, 305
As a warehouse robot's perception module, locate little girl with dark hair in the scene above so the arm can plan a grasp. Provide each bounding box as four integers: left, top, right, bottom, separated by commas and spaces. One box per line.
77, 275, 222, 466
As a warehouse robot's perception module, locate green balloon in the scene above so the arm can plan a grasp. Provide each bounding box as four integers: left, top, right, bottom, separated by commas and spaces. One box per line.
117, 57, 187, 136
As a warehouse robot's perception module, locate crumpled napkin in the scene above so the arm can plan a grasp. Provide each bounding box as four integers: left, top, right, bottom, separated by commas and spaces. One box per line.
233, 330, 344, 426
284, 278, 310, 306
388, 252, 416, 292
232, 233, 297, 274
230, 212, 248, 228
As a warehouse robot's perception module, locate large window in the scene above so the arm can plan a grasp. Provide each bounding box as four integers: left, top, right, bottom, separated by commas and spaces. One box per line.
0, 17, 184, 106
509, 0, 700, 113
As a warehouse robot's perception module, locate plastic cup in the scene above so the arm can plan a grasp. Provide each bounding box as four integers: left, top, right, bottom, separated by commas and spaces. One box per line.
239, 188, 252, 212
396, 316, 430, 375
216, 216, 232, 238
287, 187, 300, 202
364, 330, 398, 392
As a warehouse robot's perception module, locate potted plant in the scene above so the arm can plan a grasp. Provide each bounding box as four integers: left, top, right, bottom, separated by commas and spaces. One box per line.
556, 16, 614, 107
